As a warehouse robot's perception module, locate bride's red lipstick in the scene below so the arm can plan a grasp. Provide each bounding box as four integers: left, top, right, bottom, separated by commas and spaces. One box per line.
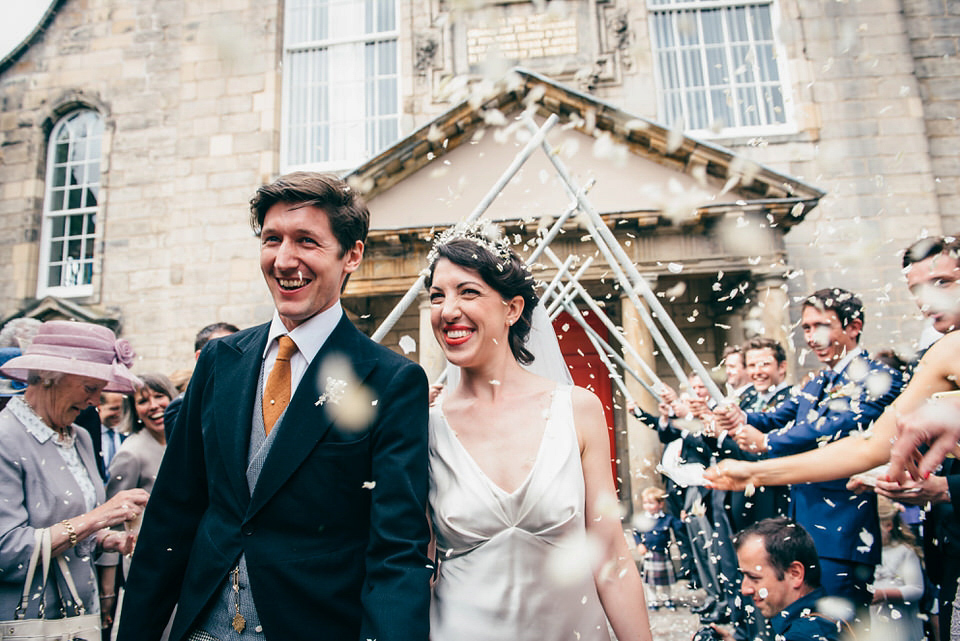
443, 324, 473, 346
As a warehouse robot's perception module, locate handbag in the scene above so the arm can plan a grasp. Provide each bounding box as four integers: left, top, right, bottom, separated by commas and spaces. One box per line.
0, 528, 102, 640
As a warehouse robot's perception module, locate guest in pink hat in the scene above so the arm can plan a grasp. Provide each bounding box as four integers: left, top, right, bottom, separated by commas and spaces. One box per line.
0, 321, 149, 624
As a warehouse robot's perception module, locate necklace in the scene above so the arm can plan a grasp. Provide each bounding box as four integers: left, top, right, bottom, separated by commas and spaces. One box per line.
19, 396, 75, 448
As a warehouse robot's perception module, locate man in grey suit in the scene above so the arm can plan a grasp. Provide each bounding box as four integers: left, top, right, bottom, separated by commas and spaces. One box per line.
118, 173, 432, 641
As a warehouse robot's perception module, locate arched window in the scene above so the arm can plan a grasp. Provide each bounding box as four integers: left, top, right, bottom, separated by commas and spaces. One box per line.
38, 109, 104, 297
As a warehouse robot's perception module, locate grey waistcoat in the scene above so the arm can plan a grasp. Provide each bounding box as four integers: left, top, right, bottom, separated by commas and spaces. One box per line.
196, 362, 282, 640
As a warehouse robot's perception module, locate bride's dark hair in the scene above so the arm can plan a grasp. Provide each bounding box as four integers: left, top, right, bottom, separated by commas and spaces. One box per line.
426, 238, 539, 365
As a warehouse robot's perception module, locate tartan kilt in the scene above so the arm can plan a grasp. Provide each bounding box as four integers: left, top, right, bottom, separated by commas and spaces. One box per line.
642, 550, 676, 587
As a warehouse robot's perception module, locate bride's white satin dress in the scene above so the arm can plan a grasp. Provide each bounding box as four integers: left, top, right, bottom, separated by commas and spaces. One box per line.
428, 385, 611, 640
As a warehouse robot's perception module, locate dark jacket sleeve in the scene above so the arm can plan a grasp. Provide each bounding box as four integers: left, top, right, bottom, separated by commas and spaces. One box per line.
359, 358, 432, 641
767, 365, 903, 458
116, 347, 213, 640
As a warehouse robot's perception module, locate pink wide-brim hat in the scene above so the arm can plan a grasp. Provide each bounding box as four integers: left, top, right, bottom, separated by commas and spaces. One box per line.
0, 321, 141, 393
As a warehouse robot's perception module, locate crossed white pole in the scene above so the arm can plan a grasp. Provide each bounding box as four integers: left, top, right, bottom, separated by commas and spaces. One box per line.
371, 111, 726, 407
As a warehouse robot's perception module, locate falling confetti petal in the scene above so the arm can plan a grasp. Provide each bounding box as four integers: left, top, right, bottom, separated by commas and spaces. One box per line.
398, 335, 416, 354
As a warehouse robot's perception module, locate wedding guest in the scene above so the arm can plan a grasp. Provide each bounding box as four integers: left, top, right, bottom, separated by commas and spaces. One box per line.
710, 518, 845, 641
714, 288, 903, 609
0, 321, 147, 620
634, 487, 683, 611
871, 497, 924, 641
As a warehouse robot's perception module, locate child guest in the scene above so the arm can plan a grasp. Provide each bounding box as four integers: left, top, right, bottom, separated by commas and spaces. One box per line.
634, 487, 683, 610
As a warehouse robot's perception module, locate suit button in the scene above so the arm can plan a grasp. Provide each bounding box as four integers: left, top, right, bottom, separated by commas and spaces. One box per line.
243, 528, 253, 536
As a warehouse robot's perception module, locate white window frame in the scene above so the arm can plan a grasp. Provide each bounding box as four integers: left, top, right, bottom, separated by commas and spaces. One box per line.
280, 0, 402, 172
37, 110, 104, 299
647, 0, 795, 137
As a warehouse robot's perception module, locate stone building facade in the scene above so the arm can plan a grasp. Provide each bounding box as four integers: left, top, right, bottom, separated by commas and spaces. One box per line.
0, 0, 956, 509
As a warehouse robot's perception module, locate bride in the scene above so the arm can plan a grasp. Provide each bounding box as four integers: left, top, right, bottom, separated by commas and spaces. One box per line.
424, 223, 652, 641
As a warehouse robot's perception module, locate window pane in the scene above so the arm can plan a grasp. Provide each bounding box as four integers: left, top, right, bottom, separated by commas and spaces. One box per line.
689, 90, 709, 129
47, 265, 62, 288
682, 49, 704, 86
701, 9, 723, 45
732, 45, 755, 83
753, 5, 773, 39
677, 11, 699, 46
68, 188, 82, 210
51, 216, 66, 237
51, 190, 64, 211
55, 141, 69, 165
50, 240, 64, 261
711, 89, 732, 128
757, 44, 776, 81
705, 46, 726, 84
653, 14, 673, 47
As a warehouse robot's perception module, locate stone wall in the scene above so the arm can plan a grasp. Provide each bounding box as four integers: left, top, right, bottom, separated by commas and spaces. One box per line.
0, 0, 282, 374
903, 0, 960, 233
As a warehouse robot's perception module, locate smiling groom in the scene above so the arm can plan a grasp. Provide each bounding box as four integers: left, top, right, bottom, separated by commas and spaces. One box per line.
118, 173, 432, 641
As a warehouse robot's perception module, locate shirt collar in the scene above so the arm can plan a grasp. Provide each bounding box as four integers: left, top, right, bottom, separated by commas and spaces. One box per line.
730, 382, 752, 397
771, 587, 827, 636
758, 381, 789, 403
264, 301, 343, 364
832, 345, 864, 375
8, 396, 57, 444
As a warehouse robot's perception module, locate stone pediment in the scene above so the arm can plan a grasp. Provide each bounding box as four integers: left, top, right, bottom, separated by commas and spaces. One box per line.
345, 68, 824, 234
2, 296, 121, 333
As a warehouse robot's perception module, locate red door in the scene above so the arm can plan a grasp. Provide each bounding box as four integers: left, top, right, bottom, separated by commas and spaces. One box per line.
552, 310, 618, 486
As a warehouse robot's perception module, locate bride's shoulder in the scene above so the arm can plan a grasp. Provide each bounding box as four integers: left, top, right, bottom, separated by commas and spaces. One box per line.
567, 385, 604, 417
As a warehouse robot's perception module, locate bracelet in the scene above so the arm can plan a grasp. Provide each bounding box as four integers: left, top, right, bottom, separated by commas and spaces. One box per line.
61, 519, 78, 547
99, 594, 116, 600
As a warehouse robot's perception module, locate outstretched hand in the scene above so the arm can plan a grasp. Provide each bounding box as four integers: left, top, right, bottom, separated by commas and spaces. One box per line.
889, 398, 960, 483
703, 459, 755, 491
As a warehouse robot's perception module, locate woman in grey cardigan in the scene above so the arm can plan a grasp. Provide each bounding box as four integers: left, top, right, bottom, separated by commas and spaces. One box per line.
0, 321, 149, 621
107, 373, 176, 498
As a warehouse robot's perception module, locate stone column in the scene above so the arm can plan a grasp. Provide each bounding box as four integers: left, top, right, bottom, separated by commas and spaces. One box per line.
752, 272, 794, 380
621, 284, 662, 516
418, 294, 445, 383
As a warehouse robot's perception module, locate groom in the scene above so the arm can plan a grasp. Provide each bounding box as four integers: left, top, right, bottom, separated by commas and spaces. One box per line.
118, 173, 432, 641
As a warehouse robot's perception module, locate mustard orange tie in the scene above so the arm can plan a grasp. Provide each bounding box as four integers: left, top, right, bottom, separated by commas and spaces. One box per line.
263, 335, 297, 436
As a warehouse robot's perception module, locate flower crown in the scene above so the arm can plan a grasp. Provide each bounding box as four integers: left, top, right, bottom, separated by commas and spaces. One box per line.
427, 219, 514, 265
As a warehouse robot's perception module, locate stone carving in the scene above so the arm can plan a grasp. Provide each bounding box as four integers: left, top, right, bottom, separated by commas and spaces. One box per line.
415, 35, 439, 75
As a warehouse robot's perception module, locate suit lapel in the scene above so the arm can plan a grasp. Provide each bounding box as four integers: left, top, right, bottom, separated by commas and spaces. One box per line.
245, 316, 378, 520
215, 324, 270, 507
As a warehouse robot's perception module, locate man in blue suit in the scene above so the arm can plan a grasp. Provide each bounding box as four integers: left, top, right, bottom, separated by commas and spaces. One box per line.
716, 288, 903, 609
118, 173, 432, 641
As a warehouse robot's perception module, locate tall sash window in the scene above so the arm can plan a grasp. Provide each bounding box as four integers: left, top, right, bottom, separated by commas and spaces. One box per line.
282, 0, 400, 170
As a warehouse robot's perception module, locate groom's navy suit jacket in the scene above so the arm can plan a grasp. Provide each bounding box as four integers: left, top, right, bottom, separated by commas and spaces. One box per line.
746, 354, 902, 566
118, 317, 432, 641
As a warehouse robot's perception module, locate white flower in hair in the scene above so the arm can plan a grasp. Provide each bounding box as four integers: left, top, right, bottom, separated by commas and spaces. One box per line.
427, 219, 514, 266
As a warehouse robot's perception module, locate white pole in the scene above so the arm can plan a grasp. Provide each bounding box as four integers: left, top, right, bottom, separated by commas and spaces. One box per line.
372, 114, 561, 343
550, 293, 660, 401
524, 121, 725, 402
542, 246, 663, 389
